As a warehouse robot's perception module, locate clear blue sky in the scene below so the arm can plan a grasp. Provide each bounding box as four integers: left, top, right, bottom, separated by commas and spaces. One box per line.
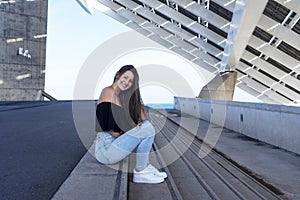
45, 0, 260, 103
46, 0, 129, 100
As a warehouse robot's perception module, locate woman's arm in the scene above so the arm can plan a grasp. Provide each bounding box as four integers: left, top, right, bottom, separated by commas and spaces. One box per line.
140, 105, 147, 121
137, 106, 147, 129
98, 86, 113, 104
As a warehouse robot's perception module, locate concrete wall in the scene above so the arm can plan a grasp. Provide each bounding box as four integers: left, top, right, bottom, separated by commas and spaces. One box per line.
198, 71, 237, 101
174, 97, 300, 155
0, 0, 48, 100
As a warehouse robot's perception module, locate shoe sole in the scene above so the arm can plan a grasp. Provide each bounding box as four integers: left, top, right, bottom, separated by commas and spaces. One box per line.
159, 173, 167, 179
133, 177, 164, 184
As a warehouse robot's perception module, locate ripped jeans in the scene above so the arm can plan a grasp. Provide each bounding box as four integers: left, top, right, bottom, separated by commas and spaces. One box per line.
94, 120, 155, 171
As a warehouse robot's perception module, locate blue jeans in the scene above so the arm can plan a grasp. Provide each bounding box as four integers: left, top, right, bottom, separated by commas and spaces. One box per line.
95, 120, 155, 171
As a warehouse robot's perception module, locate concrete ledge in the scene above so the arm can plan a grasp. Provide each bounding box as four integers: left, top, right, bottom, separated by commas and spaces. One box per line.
174, 97, 300, 155
52, 144, 128, 200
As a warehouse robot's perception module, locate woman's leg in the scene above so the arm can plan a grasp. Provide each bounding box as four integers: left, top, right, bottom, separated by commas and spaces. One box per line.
95, 120, 155, 169
134, 135, 154, 171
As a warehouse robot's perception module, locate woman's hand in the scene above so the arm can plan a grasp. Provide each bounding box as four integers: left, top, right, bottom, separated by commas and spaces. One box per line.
136, 120, 144, 129
109, 131, 121, 138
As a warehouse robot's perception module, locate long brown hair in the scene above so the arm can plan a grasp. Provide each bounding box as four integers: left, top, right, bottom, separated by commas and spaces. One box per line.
114, 65, 143, 124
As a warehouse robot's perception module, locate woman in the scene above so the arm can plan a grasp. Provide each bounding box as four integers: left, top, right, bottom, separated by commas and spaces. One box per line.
95, 65, 167, 184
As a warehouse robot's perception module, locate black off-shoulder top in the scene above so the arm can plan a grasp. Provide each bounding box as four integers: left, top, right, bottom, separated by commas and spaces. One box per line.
96, 102, 136, 134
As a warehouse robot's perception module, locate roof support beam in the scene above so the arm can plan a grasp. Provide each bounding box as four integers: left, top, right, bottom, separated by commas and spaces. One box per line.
236, 76, 288, 104
212, 0, 235, 12
257, 15, 300, 50
248, 35, 300, 72
220, 0, 268, 71
171, 0, 230, 32
113, 0, 223, 63
241, 51, 300, 91
274, 0, 300, 14
139, 0, 226, 46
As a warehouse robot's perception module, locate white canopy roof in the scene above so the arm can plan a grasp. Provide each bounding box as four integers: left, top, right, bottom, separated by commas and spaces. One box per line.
77, 0, 300, 105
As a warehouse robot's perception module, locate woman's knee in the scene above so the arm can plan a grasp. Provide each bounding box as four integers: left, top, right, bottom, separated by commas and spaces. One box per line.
140, 121, 155, 135
95, 150, 110, 164
95, 151, 121, 165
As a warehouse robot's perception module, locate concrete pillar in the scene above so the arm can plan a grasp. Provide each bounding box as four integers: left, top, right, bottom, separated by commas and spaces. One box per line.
198, 71, 237, 100
0, 0, 48, 100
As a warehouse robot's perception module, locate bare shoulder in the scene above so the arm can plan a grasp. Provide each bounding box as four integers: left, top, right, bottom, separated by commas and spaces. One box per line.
98, 86, 113, 104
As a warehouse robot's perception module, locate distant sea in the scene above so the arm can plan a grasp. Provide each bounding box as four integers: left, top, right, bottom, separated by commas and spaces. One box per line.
145, 103, 174, 109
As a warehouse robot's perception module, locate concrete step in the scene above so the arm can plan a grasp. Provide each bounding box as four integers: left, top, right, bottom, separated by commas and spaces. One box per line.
150, 110, 284, 200
127, 145, 182, 200
160, 108, 300, 200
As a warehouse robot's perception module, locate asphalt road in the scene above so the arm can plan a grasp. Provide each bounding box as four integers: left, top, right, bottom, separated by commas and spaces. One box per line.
0, 101, 96, 200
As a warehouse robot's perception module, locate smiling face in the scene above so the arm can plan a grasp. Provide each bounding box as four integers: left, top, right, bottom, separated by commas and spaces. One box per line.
116, 70, 134, 91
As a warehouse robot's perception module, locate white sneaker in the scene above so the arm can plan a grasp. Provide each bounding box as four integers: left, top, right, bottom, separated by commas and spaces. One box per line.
147, 164, 167, 178
133, 165, 165, 184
